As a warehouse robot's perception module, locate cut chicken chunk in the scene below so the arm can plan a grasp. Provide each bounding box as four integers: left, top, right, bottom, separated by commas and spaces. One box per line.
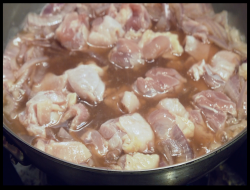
225, 119, 247, 139
116, 4, 151, 32
184, 35, 211, 61
88, 15, 125, 48
187, 59, 206, 81
109, 38, 144, 68
158, 98, 189, 118
119, 114, 154, 153
193, 90, 237, 116
31, 73, 68, 95
210, 50, 241, 81
147, 109, 176, 139
157, 98, 194, 138
99, 118, 124, 161
181, 16, 209, 43
124, 29, 143, 43
138, 30, 183, 60
147, 100, 194, 165
85, 61, 105, 76
60, 103, 90, 131
224, 75, 247, 120
238, 63, 247, 80
148, 108, 194, 165
121, 91, 140, 113
116, 153, 159, 170
80, 129, 108, 157
55, 12, 89, 50
133, 67, 187, 97
188, 59, 225, 89
34, 139, 92, 164
192, 90, 237, 132
99, 113, 155, 154
188, 51, 240, 89
24, 13, 63, 39
66, 64, 105, 103
189, 110, 214, 145
33, 63, 105, 104
57, 127, 74, 141
19, 91, 69, 137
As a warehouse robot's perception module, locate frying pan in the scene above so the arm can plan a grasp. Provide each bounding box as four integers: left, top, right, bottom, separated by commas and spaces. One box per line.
3, 3, 247, 185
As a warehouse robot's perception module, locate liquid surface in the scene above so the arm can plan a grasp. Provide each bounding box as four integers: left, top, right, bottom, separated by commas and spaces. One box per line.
3, 3, 247, 170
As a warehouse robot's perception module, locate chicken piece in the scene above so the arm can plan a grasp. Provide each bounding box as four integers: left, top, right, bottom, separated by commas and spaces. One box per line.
34, 139, 92, 164
57, 127, 74, 141
169, 3, 247, 59
99, 113, 155, 154
147, 109, 176, 140
193, 90, 237, 116
31, 73, 68, 95
116, 4, 151, 32
157, 98, 189, 118
188, 59, 225, 89
169, 4, 213, 43
138, 30, 183, 60
153, 4, 172, 32
40, 3, 76, 17
189, 110, 214, 145
143, 3, 163, 21
225, 119, 247, 140
24, 13, 63, 39
99, 118, 124, 161
80, 129, 108, 157
228, 27, 247, 60
3, 36, 47, 100
124, 29, 143, 43
195, 13, 230, 50
60, 103, 90, 131
187, 59, 206, 81
224, 75, 242, 103
3, 37, 33, 119
192, 90, 237, 132
115, 153, 159, 170
109, 38, 144, 68
66, 64, 105, 104
19, 91, 75, 138
106, 4, 118, 18
236, 80, 247, 120
88, 15, 125, 48
33, 62, 105, 104
184, 35, 211, 61
117, 113, 154, 153
121, 91, 140, 113
224, 74, 247, 120
210, 50, 241, 81
162, 125, 194, 164
85, 60, 106, 76
55, 12, 89, 50
238, 63, 247, 80
181, 16, 209, 43
133, 67, 187, 97
148, 108, 194, 165
169, 3, 214, 23
88, 3, 120, 18
40, 3, 66, 15
3, 37, 20, 82
188, 50, 240, 89
157, 98, 194, 138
